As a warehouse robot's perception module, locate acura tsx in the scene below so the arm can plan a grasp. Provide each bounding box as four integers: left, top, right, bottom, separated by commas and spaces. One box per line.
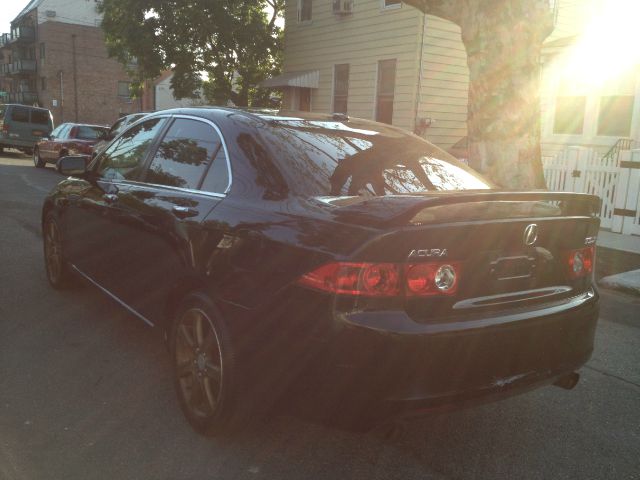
42, 108, 600, 435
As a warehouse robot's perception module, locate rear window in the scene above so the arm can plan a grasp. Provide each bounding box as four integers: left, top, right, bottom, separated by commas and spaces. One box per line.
11, 106, 30, 123
76, 125, 108, 140
31, 109, 51, 126
258, 118, 492, 197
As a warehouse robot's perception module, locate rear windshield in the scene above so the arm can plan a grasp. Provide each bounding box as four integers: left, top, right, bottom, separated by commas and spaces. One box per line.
258, 118, 492, 197
31, 109, 51, 126
76, 125, 108, 140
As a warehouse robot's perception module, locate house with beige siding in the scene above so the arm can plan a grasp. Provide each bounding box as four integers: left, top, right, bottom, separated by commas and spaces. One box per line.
262, 0, 469, 151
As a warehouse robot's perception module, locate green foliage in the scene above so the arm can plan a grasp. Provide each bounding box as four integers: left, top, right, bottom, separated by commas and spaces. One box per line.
98, 0, 283, 106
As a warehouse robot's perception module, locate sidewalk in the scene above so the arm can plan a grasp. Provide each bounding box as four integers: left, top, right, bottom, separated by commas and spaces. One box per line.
596, 230, 640, 296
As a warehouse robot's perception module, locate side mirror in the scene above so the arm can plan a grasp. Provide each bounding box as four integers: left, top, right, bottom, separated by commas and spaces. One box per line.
57, 155, 90, 177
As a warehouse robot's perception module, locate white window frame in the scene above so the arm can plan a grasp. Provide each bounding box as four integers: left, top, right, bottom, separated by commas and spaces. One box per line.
297, 0, 312, 23
380, 0, 402, 11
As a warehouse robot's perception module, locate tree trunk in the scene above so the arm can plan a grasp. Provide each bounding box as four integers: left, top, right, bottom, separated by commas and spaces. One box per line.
404, 0, 554, 189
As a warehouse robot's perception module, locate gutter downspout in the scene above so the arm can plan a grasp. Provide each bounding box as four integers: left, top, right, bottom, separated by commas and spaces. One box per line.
71, 34, 78, 122
414, 13, 427, 135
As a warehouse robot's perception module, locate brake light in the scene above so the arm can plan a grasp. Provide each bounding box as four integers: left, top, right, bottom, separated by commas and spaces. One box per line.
298, 262, 401, 296
298, 261, 460, 297
566, 246, 594, 279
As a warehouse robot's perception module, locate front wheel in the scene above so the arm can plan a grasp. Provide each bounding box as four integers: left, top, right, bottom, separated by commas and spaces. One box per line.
43, 213, 75, 289
33, 148, 45, 168
171, 293, 251, 436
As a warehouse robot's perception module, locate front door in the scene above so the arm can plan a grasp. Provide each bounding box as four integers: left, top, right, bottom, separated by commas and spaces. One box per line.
65, 117, 169, 295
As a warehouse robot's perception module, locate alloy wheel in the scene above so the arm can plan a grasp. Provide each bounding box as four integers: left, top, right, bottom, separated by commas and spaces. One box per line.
175, 308, 223, 419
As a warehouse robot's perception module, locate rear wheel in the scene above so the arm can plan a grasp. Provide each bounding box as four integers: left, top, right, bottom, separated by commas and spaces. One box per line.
171, 293, 250, 436
33, 148, 45, 168
43, 213, 75, 289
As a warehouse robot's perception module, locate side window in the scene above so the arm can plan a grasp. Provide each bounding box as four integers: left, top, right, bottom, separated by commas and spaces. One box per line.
145, 118, 223, 190
11, 106, 30, 123
97, 117, 166, 182
201, 147, 230, 194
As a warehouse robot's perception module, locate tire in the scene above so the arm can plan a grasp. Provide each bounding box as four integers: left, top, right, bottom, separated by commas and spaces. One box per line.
42, 213, 76, 289
33, 148, 45, 168
170, 292, 251, 436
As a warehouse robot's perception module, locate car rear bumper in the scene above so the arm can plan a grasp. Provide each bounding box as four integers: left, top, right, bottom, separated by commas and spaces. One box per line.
291, 289, 599, 421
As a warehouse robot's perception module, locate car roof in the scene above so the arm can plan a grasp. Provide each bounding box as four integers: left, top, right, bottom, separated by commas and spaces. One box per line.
146, 107, 410, 135
1, 103, 51, 112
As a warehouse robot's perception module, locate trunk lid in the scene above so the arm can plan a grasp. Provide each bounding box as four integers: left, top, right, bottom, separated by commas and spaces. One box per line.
325, 191, 600, 321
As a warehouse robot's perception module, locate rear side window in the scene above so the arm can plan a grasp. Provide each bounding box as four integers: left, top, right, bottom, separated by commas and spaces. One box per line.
11, 106, 29, 123
31, 110, 50, 126
259, 119, 492, 196
145, 118, 223, 190
96, 118, 166, 181
76, 125, 107, 140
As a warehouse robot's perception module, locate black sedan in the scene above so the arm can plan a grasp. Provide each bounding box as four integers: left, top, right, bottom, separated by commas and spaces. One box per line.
42, 108, 600, 435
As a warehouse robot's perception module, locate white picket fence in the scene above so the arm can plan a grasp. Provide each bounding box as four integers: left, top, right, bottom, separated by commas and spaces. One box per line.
542, 147, 640, 236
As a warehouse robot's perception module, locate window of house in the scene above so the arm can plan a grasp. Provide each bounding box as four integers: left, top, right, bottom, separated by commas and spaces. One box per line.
117, 81, 131, 98
376, 59, 396, 124
333, 64, 349, 114
40, 76, 46, 91
382, 0, 402, 9
553, 96, 586, 135
298, 0, 312, 22
39, 42, 45, 67
597, 95, 634, 137
146, 118, 224, 190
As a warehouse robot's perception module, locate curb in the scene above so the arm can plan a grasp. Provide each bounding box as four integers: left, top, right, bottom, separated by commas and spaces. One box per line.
598, 270, 640, 297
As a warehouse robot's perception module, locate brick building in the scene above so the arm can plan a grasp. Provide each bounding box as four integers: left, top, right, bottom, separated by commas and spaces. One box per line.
0, 0, 142, 126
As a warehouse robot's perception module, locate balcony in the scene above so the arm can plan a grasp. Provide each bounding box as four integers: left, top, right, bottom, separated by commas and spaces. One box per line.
0, 33, 10, 48
10, 26, 35, 43
10, 59, 37, 75
9, 91, 38, 104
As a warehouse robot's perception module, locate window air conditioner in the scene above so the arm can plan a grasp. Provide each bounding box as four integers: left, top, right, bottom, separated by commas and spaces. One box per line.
332, 0, 353, 15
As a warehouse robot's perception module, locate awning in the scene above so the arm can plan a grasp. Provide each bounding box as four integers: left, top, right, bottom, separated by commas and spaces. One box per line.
260, 70, 319, 89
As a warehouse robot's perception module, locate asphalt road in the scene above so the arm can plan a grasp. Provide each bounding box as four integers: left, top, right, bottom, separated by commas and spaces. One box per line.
1, 151, 639, 480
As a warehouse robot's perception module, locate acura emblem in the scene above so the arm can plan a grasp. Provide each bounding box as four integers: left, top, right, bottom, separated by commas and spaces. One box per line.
523, 224, 538, 246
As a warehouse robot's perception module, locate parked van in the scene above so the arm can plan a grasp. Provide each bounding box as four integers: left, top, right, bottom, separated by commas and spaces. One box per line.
0, 104, 54, 155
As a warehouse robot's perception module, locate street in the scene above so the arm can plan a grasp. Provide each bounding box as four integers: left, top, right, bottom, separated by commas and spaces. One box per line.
0, 152, 639, 480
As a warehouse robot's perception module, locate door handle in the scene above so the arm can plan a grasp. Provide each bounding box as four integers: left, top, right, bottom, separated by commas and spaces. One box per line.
172, 206, 199, 219
103, 193, 118, 204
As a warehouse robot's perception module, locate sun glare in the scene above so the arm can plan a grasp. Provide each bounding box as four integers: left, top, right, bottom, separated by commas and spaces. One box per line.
556, 0, 640, 92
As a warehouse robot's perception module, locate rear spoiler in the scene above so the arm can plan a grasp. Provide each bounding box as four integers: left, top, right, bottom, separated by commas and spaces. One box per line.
315, 191, 602, 227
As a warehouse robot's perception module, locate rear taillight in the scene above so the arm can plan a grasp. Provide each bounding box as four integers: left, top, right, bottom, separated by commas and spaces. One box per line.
298, 262, 401, 297
566, 245, 594, 279
405, 262, 460, 296
1, 123, 8, 133
298, 261, 461, 297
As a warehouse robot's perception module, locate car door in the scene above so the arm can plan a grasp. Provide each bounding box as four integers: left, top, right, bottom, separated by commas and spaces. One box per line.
94, 116, 230, 323
64, 117, 169, 296
40, 123, 69, 160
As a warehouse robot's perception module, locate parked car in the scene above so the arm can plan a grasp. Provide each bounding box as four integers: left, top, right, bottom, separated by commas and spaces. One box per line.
0, 104, 53, 155
91, 112, 150, 158
42, 108, 600, 435
33, 122, 109, 168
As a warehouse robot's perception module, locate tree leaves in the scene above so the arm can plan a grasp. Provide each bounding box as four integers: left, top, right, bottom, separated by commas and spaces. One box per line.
99, 0, 283, 106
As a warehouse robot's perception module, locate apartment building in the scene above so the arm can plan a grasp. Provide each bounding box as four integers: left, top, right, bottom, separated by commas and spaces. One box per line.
0, 0, 141, 126
262, 0, 470, 151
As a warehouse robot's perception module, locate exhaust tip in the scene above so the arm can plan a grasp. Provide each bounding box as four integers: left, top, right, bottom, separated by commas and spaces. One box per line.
553, 372, 580, 390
